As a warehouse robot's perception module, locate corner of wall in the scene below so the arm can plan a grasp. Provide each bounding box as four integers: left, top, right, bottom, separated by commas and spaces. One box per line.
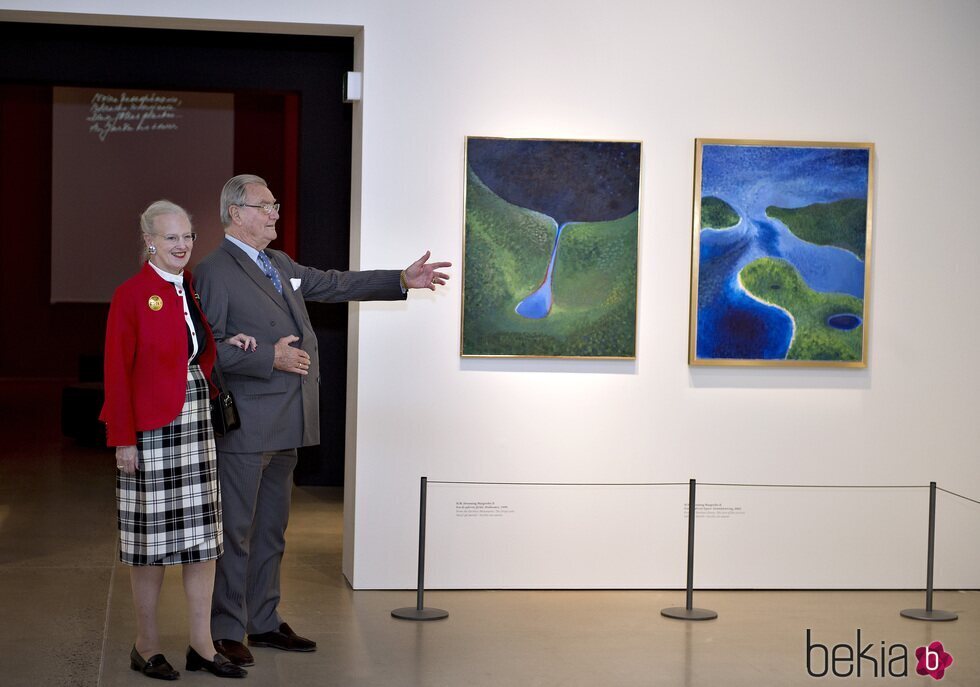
341, 26, 365, 586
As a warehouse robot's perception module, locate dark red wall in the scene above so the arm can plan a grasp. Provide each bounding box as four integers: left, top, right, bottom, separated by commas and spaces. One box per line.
1, 85, 79, 379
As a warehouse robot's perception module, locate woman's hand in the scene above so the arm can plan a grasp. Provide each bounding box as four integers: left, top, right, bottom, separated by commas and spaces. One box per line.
116, 445, 138, 475
227, 333, 257, 351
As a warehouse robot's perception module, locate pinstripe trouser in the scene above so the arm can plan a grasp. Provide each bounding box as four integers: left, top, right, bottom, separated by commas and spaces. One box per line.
210, 448, 298, 639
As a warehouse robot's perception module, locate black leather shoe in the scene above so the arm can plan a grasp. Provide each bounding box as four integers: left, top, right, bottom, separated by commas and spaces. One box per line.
186, 646, 248, 678
130, 645, 179, 681
247, 622, 317, 652
214, 639, 254, 667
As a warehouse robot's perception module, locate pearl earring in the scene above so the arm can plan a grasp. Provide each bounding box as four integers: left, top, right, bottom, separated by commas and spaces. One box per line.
148, 245, 157, 255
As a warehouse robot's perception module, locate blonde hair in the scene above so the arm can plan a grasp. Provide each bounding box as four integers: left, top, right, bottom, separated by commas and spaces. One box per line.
139, 200, 191, 262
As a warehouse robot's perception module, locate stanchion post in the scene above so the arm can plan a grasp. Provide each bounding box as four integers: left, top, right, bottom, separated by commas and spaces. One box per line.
661, 478, 717, 621
392, 476, 449, 621
901, 482, 957, 621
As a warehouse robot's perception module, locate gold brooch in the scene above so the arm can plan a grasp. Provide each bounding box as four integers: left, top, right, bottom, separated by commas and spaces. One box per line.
148, 295, 163, 311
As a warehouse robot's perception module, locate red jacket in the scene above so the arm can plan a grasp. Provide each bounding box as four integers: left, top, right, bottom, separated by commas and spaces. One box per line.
100, 262, 217, 446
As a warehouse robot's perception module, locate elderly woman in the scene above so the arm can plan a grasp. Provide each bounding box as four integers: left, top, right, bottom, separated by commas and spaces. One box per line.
101, 200, 253, 680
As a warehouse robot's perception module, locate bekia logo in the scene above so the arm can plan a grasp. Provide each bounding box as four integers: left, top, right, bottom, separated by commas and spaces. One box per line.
915, 641, 953, 681
806, 630, 953, 680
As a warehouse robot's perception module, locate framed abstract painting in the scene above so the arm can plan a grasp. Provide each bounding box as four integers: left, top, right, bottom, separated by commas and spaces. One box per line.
689, 139, 875, 367
462, 137, 641, 358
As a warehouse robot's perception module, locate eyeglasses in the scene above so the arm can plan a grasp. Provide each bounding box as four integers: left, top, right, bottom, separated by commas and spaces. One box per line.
240, 202, 281, 215
151, 233, 197, 245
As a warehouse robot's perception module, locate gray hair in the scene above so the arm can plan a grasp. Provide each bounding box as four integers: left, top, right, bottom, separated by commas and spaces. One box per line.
140, 199, 191, 262
220, 174, 268, 227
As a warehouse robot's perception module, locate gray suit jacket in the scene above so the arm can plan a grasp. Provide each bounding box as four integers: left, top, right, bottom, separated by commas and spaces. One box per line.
194, 239, 406, 453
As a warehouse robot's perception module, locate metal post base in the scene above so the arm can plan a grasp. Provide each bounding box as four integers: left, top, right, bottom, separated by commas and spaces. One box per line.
900, 608, 958, 622
661, 607, 718, 621
391, 607, 449, 621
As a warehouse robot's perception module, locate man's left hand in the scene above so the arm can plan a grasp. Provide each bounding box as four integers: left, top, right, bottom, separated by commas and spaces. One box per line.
402, 250, 452, 291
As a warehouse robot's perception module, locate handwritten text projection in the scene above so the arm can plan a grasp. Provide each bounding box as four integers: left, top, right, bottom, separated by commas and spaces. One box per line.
87, 92, 182, 141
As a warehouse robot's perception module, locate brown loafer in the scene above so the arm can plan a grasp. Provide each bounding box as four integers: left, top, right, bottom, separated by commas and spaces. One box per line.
247, 622, 316, 652
213, 639, 255, 667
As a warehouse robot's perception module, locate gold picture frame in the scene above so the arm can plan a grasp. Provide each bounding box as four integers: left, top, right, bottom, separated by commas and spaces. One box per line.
689, 138, 875, 367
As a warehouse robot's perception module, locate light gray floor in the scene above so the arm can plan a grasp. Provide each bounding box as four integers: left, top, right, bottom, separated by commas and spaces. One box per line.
2, 380, 979, 686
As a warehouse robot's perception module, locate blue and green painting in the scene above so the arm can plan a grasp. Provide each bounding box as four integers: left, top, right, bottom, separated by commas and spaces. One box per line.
462, 138, 640, 357
692, 141, 873, 364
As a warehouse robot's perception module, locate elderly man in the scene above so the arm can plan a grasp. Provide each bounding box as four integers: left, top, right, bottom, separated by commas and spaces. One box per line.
194, 174, 450, 666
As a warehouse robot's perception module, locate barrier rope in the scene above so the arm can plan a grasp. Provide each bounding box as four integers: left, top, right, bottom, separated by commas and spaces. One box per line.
428, 480, 686, 487
427, 480, 980, 506
937, 487, 980, 506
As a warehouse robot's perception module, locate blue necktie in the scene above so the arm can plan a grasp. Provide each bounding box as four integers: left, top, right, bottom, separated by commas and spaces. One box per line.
257, 251, 283, 295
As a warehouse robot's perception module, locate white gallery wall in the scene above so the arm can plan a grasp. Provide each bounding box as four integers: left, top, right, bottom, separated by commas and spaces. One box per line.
4, 0, 979, 588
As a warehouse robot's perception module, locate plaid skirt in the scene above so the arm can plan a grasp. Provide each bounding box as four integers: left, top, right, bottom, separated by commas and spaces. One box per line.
117, 364, 223, 566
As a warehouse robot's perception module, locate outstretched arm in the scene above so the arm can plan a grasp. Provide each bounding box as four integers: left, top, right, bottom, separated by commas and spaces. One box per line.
401, 250, 452, 291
